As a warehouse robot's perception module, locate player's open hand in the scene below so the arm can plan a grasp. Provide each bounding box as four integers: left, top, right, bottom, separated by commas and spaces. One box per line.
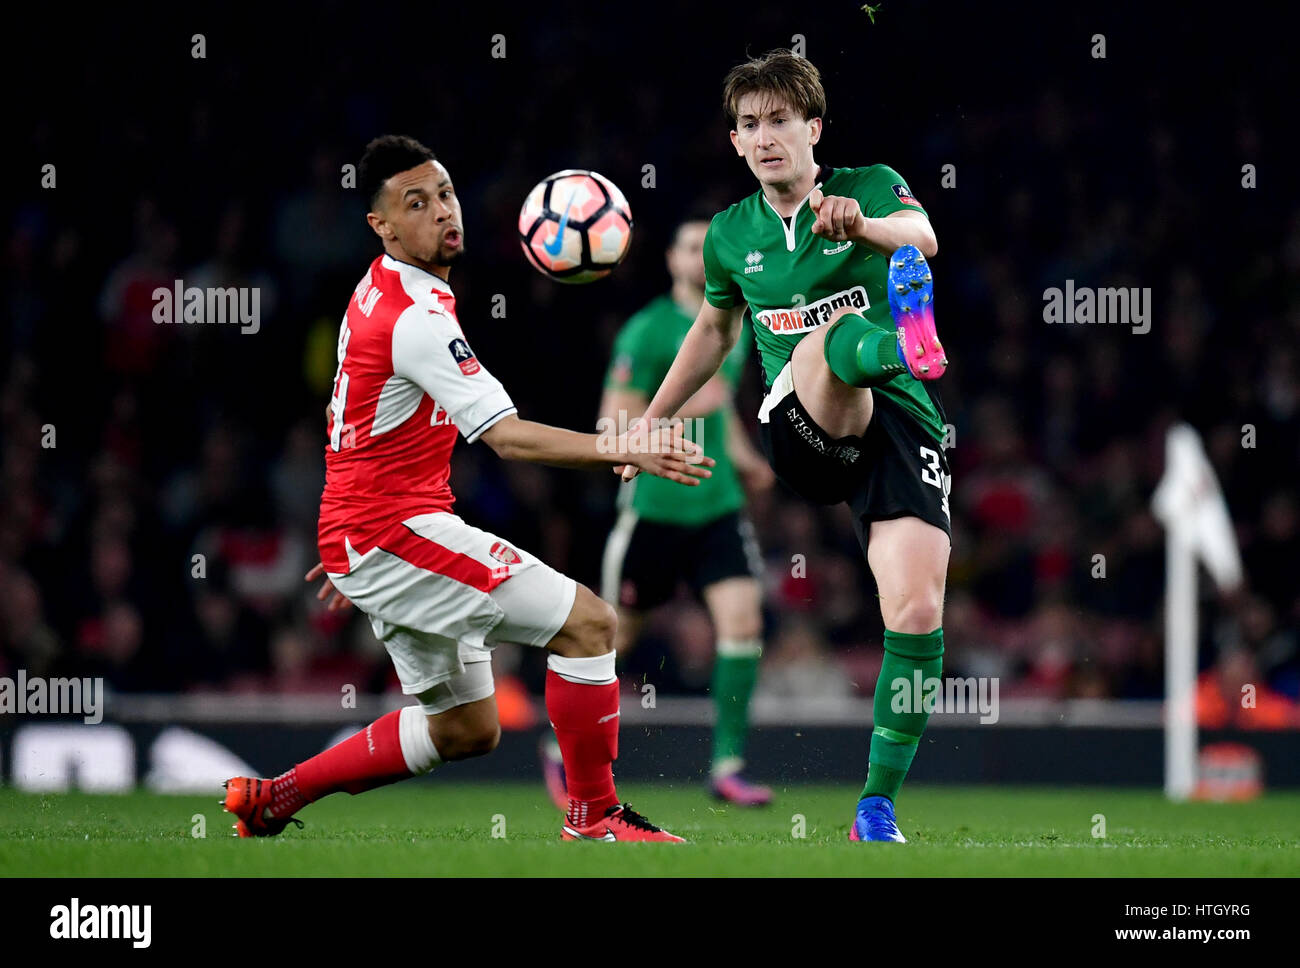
616, 417, 714, 486
614, 416, 647, 482
809, 189, 864, 243
306, 562, 353, 612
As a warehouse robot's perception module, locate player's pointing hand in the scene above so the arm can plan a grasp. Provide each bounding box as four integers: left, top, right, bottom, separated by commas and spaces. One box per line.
809, 189, 865, 243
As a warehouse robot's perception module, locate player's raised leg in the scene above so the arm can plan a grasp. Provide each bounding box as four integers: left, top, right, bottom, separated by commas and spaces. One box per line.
849, 516, 949, 843
788, 243, 947, 441
702, 575, 771, 805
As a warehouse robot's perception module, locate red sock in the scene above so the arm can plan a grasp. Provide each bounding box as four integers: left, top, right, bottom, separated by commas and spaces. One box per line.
545, 668, 620, 826
270, 709, 411, 816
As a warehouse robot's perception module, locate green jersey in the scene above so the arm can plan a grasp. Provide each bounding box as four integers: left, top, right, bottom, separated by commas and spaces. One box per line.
702, 164, 945, 444
606, 293, 749, 526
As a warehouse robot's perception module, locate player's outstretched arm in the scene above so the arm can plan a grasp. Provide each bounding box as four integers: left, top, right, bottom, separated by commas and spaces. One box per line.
638, 301, 741, 424
480, 413, 714, 485
599, 378, 727, 434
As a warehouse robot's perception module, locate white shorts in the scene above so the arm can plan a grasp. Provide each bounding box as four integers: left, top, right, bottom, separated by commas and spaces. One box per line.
329, 512, 577, 707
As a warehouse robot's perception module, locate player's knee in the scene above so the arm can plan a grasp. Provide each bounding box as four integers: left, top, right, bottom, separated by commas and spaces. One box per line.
429, 718, 500, 761
581, 598, 618, 655
717, 618, 763, 642
561, 592, 617, 657
469, 722, 502, 758
889, 592, 944, 635
790, 321, 828, 368
550, 585, 618, 659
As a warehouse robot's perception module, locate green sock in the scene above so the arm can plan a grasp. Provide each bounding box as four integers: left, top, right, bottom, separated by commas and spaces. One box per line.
863, 628, 944, 803
710, 639, 762, 774
823, 312, 907, 387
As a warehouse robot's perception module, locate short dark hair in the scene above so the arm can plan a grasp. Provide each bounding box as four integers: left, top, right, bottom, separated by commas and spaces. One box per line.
672, 210, 716, 247
722, 50, 826, 125
358, 135, 437, 210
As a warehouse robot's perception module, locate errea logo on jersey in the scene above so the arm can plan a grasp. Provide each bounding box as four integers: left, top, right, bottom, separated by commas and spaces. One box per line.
744, 250, 764, 274
755, 286, 869, 334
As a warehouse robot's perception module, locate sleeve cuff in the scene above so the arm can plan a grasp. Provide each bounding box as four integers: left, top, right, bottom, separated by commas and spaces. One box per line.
874, 204, 929, 219
455, 388, 517, 443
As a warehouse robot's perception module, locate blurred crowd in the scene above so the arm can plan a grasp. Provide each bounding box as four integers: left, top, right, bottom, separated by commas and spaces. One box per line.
2, 6, 1296, 726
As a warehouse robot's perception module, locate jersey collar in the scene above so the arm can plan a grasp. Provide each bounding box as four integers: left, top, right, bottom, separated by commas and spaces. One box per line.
761, 166, 828, 253
382, 253, 454, 295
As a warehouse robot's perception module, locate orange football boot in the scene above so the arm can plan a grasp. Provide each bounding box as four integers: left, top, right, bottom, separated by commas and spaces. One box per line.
561, 803, 685, 843
222, 777, 304, 838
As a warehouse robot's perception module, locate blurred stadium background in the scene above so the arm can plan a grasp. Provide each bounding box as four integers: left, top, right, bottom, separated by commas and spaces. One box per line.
2, 2, 1296, 794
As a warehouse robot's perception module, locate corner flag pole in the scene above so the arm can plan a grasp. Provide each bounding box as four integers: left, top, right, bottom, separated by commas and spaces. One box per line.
1151, 424, 1244, 801
1163, 526, 1197, 800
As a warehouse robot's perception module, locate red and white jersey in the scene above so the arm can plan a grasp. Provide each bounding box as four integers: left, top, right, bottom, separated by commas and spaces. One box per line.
318, 254, 516, 573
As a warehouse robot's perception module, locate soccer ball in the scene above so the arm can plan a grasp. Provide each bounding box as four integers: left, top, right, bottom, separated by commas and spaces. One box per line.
518, 169, 632, 283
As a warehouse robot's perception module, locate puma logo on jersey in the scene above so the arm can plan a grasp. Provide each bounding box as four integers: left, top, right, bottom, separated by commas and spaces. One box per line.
755, 286, 869, 334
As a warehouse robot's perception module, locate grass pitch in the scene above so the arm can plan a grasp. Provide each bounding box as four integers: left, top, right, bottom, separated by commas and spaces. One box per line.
2, 782, 1297, 877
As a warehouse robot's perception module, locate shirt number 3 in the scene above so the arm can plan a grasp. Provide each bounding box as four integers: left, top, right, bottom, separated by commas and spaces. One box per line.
919, 445, 951, 521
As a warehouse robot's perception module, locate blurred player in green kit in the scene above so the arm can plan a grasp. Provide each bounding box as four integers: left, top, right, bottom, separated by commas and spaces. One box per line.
542, 215, 778, 805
